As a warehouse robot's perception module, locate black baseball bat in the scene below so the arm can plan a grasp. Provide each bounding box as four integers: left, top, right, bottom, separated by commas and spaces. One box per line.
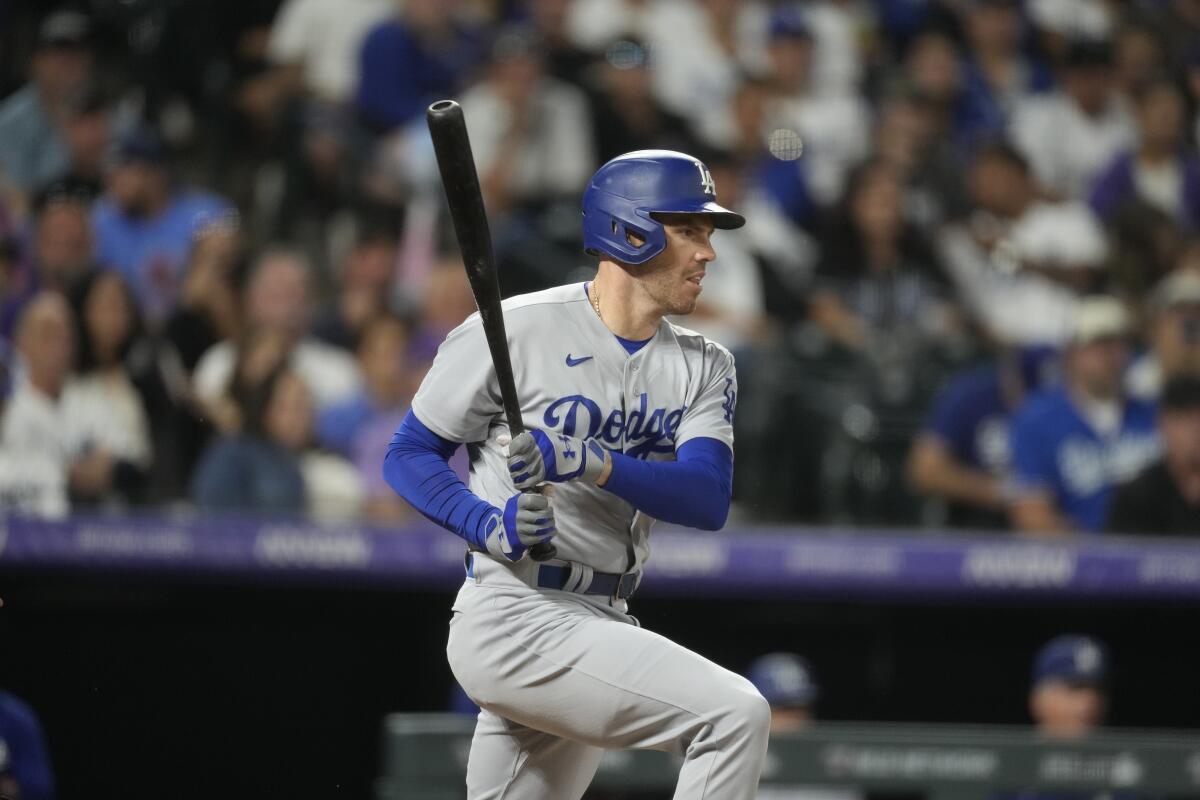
426, 99, 556, 563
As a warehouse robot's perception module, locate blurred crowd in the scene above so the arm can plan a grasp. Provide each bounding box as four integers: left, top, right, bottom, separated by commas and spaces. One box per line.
1, 0, 1200, 534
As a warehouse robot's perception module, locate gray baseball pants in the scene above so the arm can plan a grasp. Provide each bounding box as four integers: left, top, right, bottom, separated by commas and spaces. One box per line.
446, 555, 771, 799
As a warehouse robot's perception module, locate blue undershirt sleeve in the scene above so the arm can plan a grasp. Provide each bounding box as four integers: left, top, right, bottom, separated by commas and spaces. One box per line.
602, 437, 733, 530
383, 409, 497, 549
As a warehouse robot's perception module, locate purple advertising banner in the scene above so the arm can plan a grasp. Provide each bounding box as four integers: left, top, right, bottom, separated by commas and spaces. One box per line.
2, 514, 1199, 600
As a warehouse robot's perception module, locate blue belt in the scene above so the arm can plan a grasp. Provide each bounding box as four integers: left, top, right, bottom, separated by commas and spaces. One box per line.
465, 553, 640, 600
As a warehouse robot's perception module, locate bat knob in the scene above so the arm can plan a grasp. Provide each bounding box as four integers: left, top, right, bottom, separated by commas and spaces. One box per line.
529, 542, 557, 562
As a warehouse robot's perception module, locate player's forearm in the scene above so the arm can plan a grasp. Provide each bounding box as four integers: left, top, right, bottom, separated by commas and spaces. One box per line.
602, 438, 733, 530
383, 411, 496, 549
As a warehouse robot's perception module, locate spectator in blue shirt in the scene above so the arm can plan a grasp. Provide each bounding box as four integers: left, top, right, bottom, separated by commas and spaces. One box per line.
0, 11, 93, 196
191, 348, 309, 516
1009, 296, 1161, 534
908, 347, 1058, 529
91, 131, 233, 322
955, 0, 1052, 149
0, 689, 55, 800
355, 0, 482, 133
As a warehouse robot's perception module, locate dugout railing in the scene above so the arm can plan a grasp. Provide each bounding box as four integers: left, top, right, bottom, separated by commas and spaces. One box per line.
377, 713, 1200, 799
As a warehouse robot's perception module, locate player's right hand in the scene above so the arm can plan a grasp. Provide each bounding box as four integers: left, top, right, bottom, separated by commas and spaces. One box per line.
482, 492, 556, 562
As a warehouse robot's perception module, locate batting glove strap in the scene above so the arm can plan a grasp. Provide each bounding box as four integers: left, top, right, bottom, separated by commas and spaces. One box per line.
508, 429, 608, 489
481, 492, 556, 562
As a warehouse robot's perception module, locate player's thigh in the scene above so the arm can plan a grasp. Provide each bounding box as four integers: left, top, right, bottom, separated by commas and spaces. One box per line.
466, 708, 603, 800
549, 615, 765, 750
456, 598, 762, 752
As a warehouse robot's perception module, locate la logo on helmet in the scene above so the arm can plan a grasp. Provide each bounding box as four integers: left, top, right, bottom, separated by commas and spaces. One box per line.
695, 162, 716, 196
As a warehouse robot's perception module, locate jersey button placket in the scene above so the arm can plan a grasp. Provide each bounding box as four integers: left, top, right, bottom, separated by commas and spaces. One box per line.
622, 357, 639, 454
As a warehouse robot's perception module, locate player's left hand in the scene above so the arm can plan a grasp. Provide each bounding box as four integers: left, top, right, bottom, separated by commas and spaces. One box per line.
505, 429, 608, 489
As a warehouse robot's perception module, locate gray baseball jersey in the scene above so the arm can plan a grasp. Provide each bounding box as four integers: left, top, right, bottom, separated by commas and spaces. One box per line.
411, 281, 738, 574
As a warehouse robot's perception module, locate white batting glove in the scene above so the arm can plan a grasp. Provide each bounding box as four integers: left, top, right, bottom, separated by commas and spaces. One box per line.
505, 429, 608, 489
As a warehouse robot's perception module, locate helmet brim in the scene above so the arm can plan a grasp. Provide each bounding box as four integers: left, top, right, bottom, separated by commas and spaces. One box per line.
648, 201, 745, 230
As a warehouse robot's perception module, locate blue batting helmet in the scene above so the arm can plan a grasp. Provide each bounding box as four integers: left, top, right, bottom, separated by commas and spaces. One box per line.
582, 150, 745, 265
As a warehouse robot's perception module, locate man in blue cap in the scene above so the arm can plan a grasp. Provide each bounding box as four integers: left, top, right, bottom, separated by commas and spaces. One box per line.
747, 653, 863, 800
1030, 635, 1109, 738
747, 652, 820, 734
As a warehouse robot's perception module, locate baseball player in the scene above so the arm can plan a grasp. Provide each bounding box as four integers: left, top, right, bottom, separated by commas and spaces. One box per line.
384, 150, 770, 799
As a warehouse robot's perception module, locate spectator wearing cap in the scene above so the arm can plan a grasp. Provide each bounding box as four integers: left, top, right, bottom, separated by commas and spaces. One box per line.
0, 689, 54, 800
0, 10, 94, 196
746, 652, 819, 734
747, 653, 863, 800
908, 347, 1058, 530
1107, 373, 1200, 535
937, 143, 1108, 347
955, 0, 1054, 148
1128, 268, 1200, 402
1008, 296, 1161, 534
763, 7, 872, 207
1090, 79, 1200, 231
354, 0, 483, 133
1010, 40, 1135, 199
91, 130, 234, 322
1030, 634, 1109, 738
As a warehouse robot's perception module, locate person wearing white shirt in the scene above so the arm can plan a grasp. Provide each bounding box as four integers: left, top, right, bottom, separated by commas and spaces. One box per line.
762, 7, 871, 206
646, 0, 770, 147
60, 271, 153, 507
1009, 40, 1135, 199
0, 294, 76, 518
459, 26, 596, 212
566, 0, 657, 52
938, 143, 1108, 347
266, 0, 394, 103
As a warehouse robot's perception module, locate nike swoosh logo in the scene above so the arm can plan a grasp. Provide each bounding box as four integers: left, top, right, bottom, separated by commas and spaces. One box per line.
565, 354, 593, 367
